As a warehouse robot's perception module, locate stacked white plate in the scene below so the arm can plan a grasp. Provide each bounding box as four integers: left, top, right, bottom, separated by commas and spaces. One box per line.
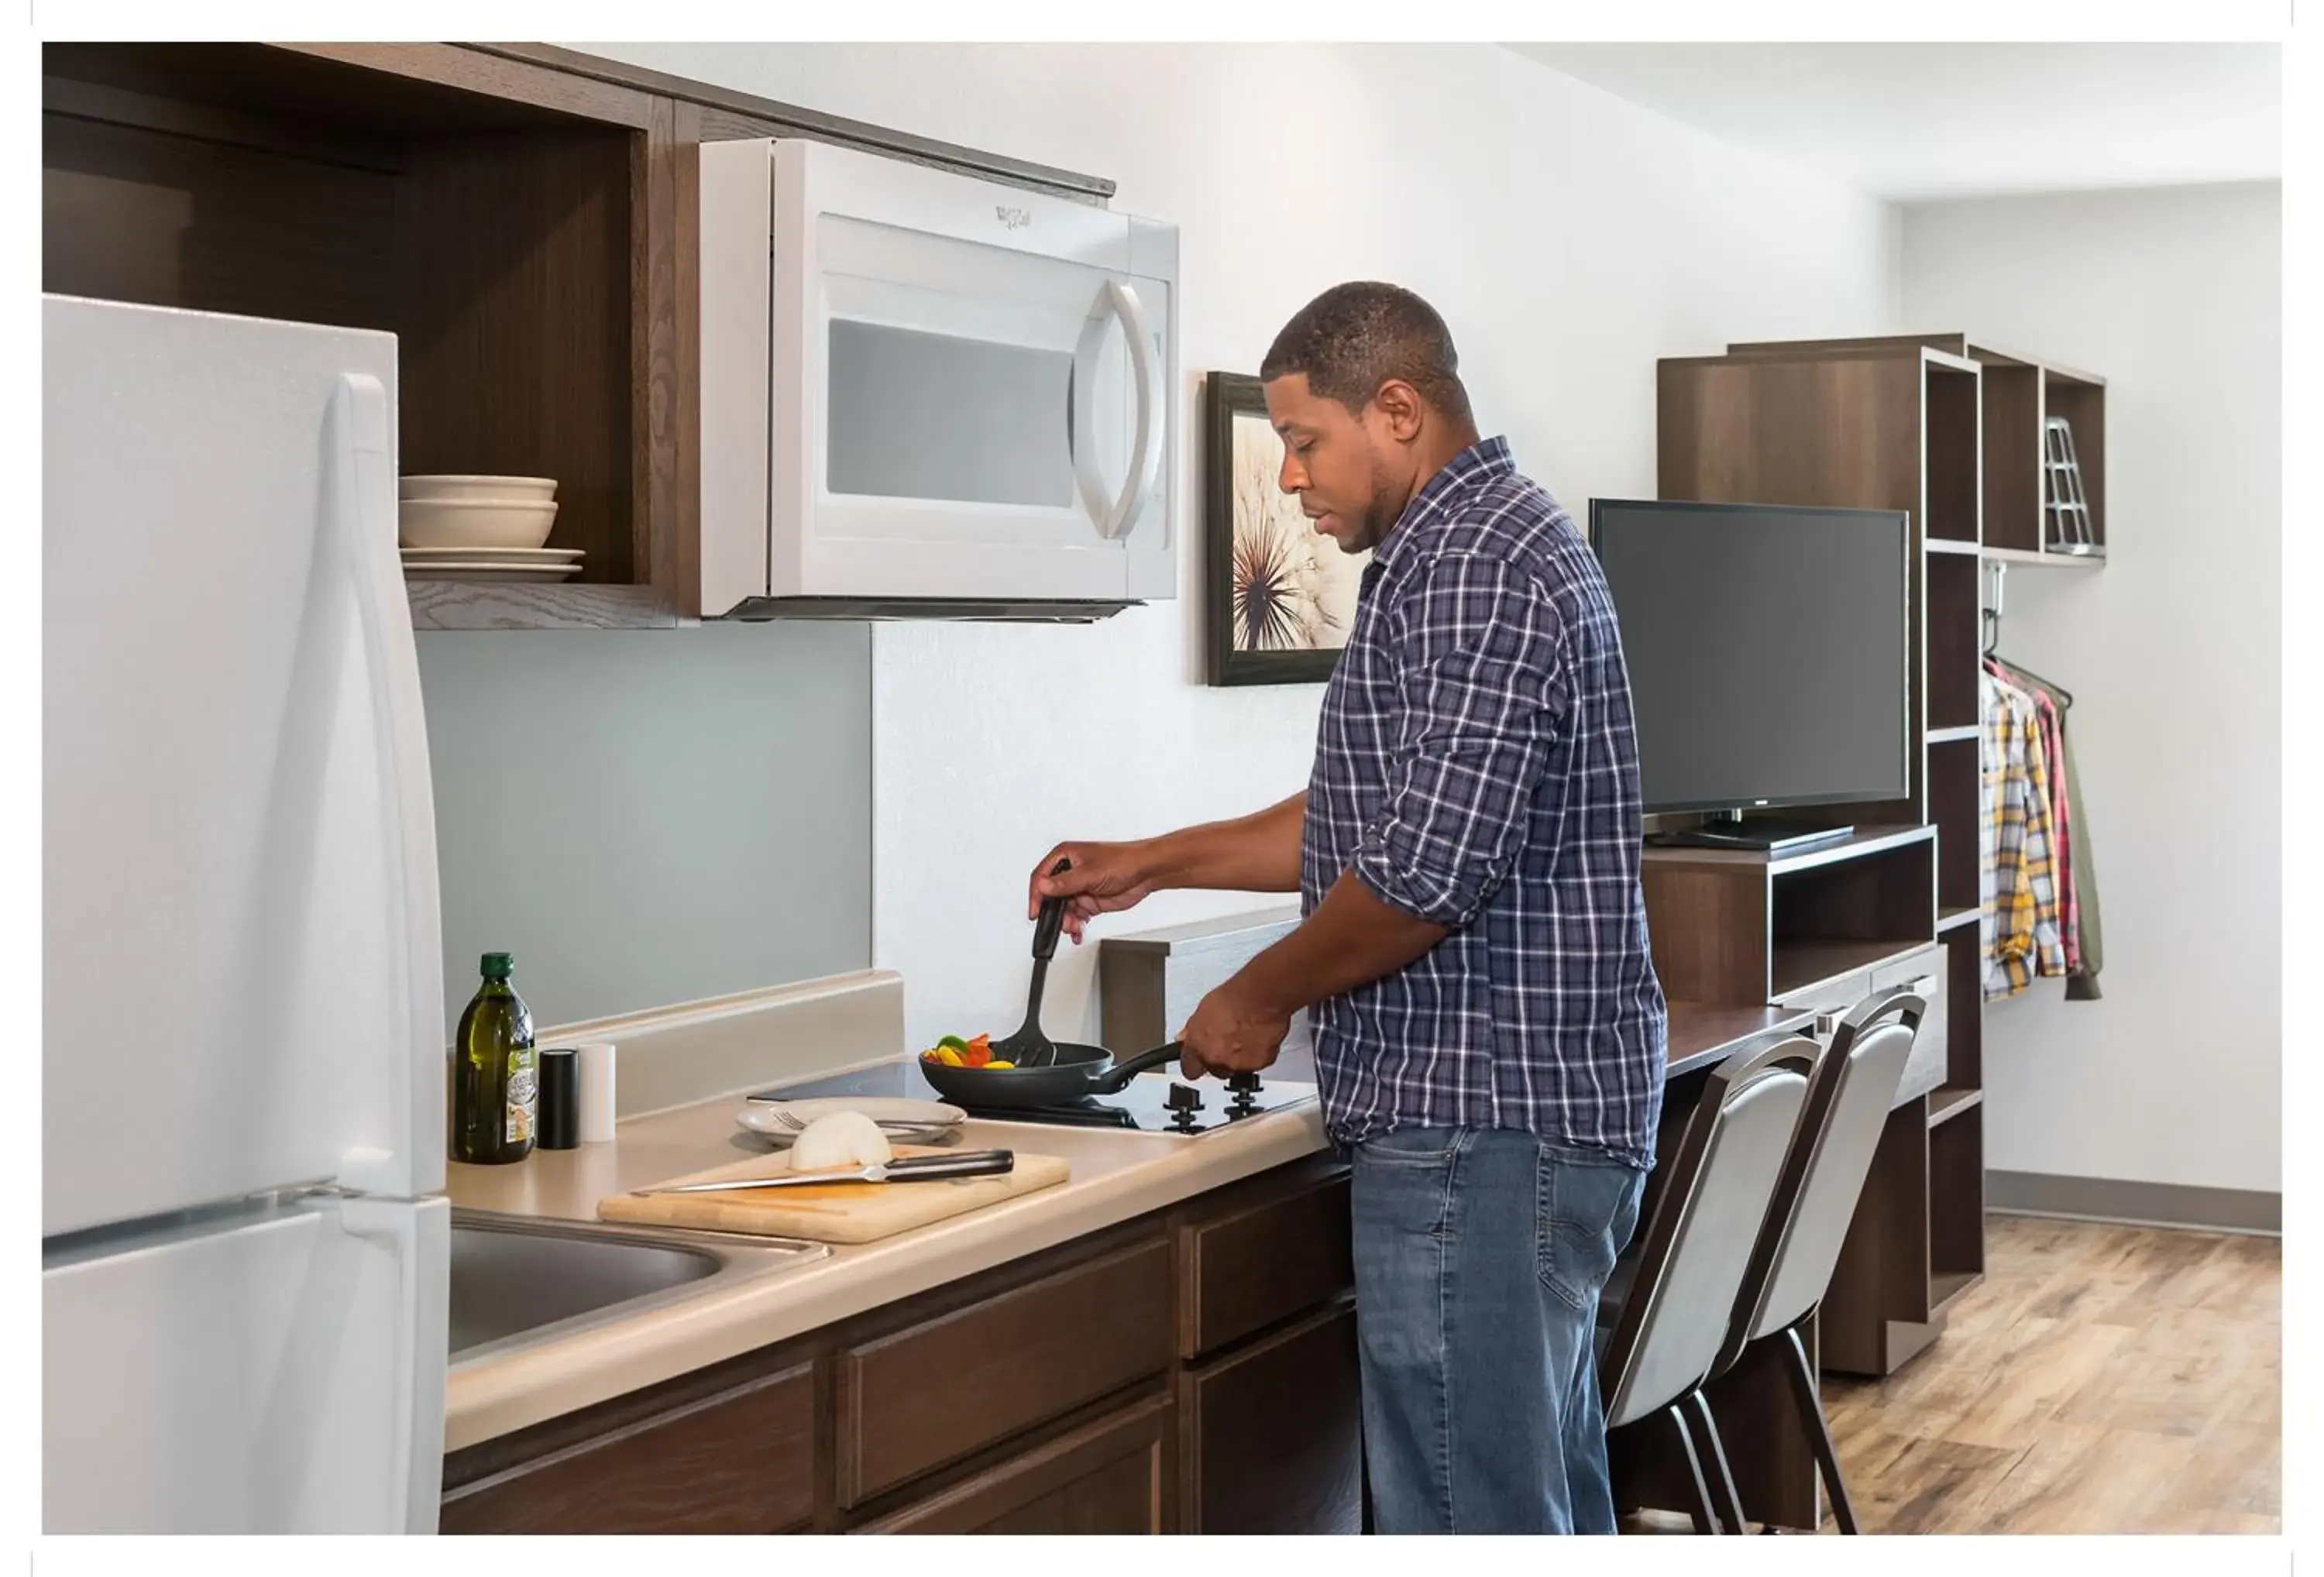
399, 475, 580, 582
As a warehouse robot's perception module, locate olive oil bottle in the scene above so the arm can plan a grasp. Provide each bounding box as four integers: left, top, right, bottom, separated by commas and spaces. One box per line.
451, 952, 537, 1165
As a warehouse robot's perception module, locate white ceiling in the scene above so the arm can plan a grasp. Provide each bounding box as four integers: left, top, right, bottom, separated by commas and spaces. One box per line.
1510, 43, 2281, 202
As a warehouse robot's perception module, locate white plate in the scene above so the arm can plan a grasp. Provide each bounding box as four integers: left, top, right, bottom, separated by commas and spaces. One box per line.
401, 563, 583, 583
401, 546, 583, 565
401, 474, 558, 503
735, 1097, 965, 1139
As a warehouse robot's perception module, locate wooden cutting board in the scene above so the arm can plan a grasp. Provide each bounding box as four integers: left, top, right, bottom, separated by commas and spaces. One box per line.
598, 1146, 1071, 1245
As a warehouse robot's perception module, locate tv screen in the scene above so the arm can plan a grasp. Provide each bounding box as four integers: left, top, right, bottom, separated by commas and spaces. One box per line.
1588, 500, 1910, 815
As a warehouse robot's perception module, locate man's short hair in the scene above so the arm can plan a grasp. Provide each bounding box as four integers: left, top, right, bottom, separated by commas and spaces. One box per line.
1260, 281, 1472, 424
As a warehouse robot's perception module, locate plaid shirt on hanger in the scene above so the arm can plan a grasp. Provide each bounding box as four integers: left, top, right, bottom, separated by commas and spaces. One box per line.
1981, 668, 2067, 998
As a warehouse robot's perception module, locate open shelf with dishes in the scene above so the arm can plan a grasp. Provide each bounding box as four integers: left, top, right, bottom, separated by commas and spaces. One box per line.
43, 43, 689, 629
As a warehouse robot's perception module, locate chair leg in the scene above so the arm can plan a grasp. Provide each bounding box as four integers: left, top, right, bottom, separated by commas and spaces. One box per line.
1688, 1390, 1751, 1534
1666, 1404, 1724, 1534
1783, 1324, 1862, 1535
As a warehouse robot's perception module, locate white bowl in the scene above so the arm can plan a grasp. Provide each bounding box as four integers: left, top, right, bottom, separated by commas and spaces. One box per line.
399, 498, 559, 551
400, 474, 559, 503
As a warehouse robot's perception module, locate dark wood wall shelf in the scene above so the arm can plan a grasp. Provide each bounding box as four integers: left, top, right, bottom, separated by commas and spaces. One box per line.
1982, 545, 2105, 571
404, 579, 682, 630
1656, 327, 2106, 1380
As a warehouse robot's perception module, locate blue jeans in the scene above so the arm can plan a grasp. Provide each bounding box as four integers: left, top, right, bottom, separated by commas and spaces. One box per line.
1350, 1127, 1646, 1534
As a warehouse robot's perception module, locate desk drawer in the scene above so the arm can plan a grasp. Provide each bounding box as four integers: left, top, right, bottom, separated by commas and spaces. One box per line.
838, 1238, 1173, 1507
1873, 947, 1948, 1104
1772, 967, 1874, 1018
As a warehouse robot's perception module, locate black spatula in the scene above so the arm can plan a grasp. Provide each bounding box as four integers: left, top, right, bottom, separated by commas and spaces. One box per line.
992, 858, 1071, 1069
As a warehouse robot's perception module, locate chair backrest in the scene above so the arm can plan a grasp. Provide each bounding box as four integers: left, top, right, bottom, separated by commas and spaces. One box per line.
1598, 1035, 1817, 1431
1713, 989, 1926, 1377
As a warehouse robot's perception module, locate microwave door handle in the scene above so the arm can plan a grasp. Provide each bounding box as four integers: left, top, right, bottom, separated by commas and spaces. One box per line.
1102, 281, 1164, 541
1069, 280, 1164, 542
1070, 297, 1113, 527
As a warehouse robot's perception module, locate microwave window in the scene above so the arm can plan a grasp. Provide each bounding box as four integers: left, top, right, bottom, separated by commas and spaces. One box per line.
826, 318, 1075, 507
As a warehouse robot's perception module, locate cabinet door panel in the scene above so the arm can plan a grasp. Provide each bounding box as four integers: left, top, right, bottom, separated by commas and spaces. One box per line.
1180, 1303, 1361, 1534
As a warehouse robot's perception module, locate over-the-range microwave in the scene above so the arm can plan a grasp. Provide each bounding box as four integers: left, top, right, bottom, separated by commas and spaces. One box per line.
700, 139, 1180, 621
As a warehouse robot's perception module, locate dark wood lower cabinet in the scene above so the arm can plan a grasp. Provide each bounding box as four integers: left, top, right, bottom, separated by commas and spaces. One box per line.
856, 1394, 1174, 1534
442, 1156, 1361, 1534
1178, 1300, 1363, 1534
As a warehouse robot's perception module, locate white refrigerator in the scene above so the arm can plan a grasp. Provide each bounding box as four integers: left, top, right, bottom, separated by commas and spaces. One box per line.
43, 294, 449, 1533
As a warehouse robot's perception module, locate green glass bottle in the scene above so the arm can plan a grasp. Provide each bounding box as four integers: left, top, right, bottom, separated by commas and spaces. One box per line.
452, 951, 537, 1165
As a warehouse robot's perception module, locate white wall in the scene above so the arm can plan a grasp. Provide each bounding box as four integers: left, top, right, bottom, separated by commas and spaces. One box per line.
1903, 183, 2282, 1194
570, 41, 1902, 1053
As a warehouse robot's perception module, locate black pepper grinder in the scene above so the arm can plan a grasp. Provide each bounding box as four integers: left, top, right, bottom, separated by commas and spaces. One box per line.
537, 1047, 580, 1150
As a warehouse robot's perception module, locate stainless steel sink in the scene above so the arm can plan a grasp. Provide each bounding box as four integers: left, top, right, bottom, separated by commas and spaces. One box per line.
448, 1210, 828, 1365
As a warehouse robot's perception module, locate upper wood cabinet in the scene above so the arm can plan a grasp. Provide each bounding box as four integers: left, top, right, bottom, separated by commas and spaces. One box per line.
43, 43, 689, 628
40, 42, 1115, 631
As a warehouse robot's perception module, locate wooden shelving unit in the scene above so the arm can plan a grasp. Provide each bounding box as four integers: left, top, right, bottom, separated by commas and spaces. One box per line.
1656, 328, 2105, 1379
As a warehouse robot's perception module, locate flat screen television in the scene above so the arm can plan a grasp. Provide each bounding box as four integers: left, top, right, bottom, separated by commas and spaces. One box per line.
1587, 499, 1910, 844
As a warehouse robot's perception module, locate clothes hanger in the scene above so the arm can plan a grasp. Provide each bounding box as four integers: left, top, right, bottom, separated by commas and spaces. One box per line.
1991, 654, 2074, 711
1980, 562, 2074, 708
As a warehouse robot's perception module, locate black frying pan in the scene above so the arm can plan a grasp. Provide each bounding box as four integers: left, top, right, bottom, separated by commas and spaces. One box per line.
918, 1040, 1182, 1111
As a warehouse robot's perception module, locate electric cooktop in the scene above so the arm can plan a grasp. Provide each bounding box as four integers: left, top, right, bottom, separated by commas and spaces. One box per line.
750, 1056, 1318, 1137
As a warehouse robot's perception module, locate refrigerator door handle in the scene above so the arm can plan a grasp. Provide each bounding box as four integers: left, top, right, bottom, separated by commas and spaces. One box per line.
328, 375, 446, 1198
340, 1196, 449, 1532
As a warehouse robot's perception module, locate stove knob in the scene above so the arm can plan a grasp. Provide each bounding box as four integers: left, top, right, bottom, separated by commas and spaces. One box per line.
1227, 1072, 1262, 1093
1167, 1082, 1205, 1113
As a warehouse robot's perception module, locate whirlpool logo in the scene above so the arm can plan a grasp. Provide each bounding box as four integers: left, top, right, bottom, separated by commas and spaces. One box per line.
995, 204, 1032, 232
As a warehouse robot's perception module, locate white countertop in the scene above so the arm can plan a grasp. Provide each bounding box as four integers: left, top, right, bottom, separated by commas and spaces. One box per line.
443, 1078, 1331, 1451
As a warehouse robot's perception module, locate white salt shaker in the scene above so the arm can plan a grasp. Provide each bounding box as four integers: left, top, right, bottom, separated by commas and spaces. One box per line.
576, 1042, 618, 1143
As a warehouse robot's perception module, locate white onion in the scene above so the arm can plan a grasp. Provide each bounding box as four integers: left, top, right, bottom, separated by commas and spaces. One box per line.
789, 1110, 894, 1173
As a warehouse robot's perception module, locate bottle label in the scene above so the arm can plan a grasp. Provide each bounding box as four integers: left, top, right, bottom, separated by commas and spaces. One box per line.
505, 1048, 538, 1146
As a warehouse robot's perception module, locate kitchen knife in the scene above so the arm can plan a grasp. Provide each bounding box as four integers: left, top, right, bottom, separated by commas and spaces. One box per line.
633, 1149, 1016, 1195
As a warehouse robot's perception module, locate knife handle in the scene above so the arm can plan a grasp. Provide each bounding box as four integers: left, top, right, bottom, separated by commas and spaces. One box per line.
885, 1149, 1016, 1181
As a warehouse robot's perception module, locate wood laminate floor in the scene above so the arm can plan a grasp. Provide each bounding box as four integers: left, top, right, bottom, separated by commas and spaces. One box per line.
1628, 1215, 2281, 1535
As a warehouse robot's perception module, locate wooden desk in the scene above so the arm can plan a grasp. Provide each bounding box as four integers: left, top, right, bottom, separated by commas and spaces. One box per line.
1666, 1001, 1817, 1077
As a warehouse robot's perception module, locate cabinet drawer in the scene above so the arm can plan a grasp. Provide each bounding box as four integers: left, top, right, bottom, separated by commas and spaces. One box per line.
1179, 1301, 1362, 1534
1874, 948, 1948, 1105
1176, 1165, 1352, 1359
1772, 967, 1873, 1017
853, 1393, 1172, 1534
839, 1238, 1173, 1507
439, 1362, 816, 1534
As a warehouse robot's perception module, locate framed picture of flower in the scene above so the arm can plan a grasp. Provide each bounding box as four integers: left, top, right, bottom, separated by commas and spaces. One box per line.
1204, 371, 1371, 687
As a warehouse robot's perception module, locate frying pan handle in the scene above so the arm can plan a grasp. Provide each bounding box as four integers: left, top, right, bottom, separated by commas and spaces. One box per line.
1032, 857, 1072, 961
1091, 1043, 1182, 1094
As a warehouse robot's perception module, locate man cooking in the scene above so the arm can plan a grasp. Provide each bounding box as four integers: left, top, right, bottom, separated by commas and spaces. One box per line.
1027, 281, 1666, 1535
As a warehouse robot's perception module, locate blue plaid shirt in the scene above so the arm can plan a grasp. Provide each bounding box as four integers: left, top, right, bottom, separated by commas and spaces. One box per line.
1302, 437, 1666, 1166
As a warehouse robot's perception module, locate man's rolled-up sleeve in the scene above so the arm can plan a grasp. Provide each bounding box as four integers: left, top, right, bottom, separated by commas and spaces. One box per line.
1350, 551, 1571, 929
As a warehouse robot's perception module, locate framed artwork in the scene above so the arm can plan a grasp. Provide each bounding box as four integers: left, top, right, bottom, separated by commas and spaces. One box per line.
1204, 371, 1371, 687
